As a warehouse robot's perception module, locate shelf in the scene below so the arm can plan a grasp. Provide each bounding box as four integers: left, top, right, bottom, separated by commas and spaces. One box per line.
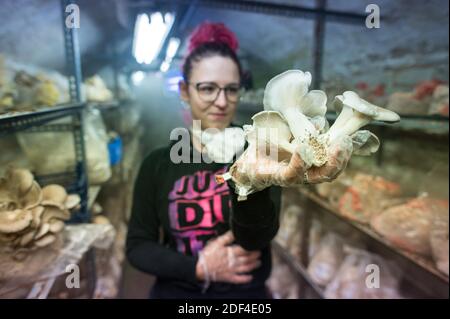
27, 277, 57, 299
88, 186, 102, 211
272, 241, 325, 299
88, 100, 120, 111
237, 101, 263, 114
0, 103, 85, 136
0, 223, 110, 299
298, 189, 449, 285
235, 102, 449, 134
88, 99, 134, 112
326, 112, 449, 134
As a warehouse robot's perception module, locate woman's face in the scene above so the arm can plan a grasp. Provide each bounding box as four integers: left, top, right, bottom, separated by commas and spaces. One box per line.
180, 55, 240, 130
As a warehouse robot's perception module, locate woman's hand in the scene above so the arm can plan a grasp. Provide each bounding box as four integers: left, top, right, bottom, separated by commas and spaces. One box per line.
302, 135, 353, 184
196, 231, 261, 284
230, 134, 353, 192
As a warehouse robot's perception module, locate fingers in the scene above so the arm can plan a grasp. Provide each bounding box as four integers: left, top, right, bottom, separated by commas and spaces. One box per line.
280, 152, 306, 185
288, 150, 306, 171
228, 274, 253, 284
233, 253, 261, 267
235, 259, 262, 274
216, 230, 234, 246
305, 136, 353, 184
330, 135, 353, 158
229, 245, 261, 258
243, 251, 261, 262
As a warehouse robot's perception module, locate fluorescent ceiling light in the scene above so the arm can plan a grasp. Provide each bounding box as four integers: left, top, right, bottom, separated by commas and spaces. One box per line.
160, 60, 171, 73
167, 75, 183, 85
166, 38, 180, 59
159, 37, 180, 73
133, 12, 175, 65
131, 71, 146, 85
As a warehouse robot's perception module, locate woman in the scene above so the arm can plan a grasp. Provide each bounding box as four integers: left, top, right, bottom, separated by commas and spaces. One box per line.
126, 22, 351, 299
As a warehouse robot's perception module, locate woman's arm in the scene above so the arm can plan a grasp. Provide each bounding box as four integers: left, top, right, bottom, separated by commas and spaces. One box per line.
229, 184, 282, 251
126, 150, 199, 284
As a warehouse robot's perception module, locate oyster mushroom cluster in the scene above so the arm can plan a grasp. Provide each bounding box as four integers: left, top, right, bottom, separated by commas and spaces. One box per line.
0, 168, 80, 249
256, 70, 400, 167
220, 70, 400, 199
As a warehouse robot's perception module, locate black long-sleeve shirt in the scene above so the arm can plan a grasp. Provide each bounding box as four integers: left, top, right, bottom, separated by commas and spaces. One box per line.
126, 139, 281, 298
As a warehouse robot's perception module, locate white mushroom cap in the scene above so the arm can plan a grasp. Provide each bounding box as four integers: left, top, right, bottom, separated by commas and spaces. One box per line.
250, 111, 295, 153
49, 220, 65, 233
299, 90, 328, 118
41, 206, 71, 223
263, 70, 311, 111
0, 177, 18, 212
34, 234, 56, 247
1, 169, 40, 213
21, 181, 42, 209
335, 91, 400, 122
19, 229, 37, 247
351, 130, 380, 156
263, 70, 324, 144
65, 194, 81, 210
0, 209, 33, 233
42, 184, 68, 206
5, 168, 34, 196
30, 206, 45, 228
93, 215, 110, 225
34, 222, 50, 239
328, 91, 400, 142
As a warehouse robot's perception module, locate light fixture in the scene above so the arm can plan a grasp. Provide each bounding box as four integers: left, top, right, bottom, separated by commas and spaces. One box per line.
165, 74, 183, 92
160, 37, 180, 72
160, 60, 171, 73
166, 38, 180, 59
133, 12, 175, 65
131, 71, 146, 86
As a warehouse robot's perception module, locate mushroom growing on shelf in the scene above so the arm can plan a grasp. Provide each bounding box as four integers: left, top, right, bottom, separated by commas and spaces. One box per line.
0, 167, 79, 250
0, 209, 33, 233
41, 184, 68, 209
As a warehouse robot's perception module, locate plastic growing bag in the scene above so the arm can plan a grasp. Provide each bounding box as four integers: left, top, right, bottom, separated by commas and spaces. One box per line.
324, 248, 402, 299
307, 232, 344, 287
0, 224, 115, 297
16, 108, 111, 185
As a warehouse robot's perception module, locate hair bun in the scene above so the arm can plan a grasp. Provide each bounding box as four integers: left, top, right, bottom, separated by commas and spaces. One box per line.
188, 22, 239, 54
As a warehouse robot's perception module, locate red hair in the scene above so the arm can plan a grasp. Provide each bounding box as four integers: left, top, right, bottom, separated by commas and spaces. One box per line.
187, 22, 239, 54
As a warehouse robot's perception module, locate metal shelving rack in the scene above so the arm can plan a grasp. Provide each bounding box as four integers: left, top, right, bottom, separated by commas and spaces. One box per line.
300, 189, 448, 297
272, 188, 449, 299
272, 241, 325, 299
222, 1, 449, 298
0, 0, 98, 299
269, 110, 448, 298
237, 101, 449, 134
0, 1, 89, 222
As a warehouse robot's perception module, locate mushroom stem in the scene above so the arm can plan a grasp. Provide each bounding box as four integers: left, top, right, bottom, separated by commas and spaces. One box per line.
327, 112, 371, 143
330, 102, 354, 131
282, 107, 318, 142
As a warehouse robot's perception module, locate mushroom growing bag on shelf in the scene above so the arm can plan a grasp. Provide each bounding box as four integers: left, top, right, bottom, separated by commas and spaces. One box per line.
307, 232, 345, 287
16, 108, 111, 185
324, 248, 402, 299
338, 173, 402, 224
371, 196, 449, 257
0, 224, 114, 297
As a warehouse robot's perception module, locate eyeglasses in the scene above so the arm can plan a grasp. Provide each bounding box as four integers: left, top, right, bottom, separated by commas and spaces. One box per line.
188, 82, 241, 103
